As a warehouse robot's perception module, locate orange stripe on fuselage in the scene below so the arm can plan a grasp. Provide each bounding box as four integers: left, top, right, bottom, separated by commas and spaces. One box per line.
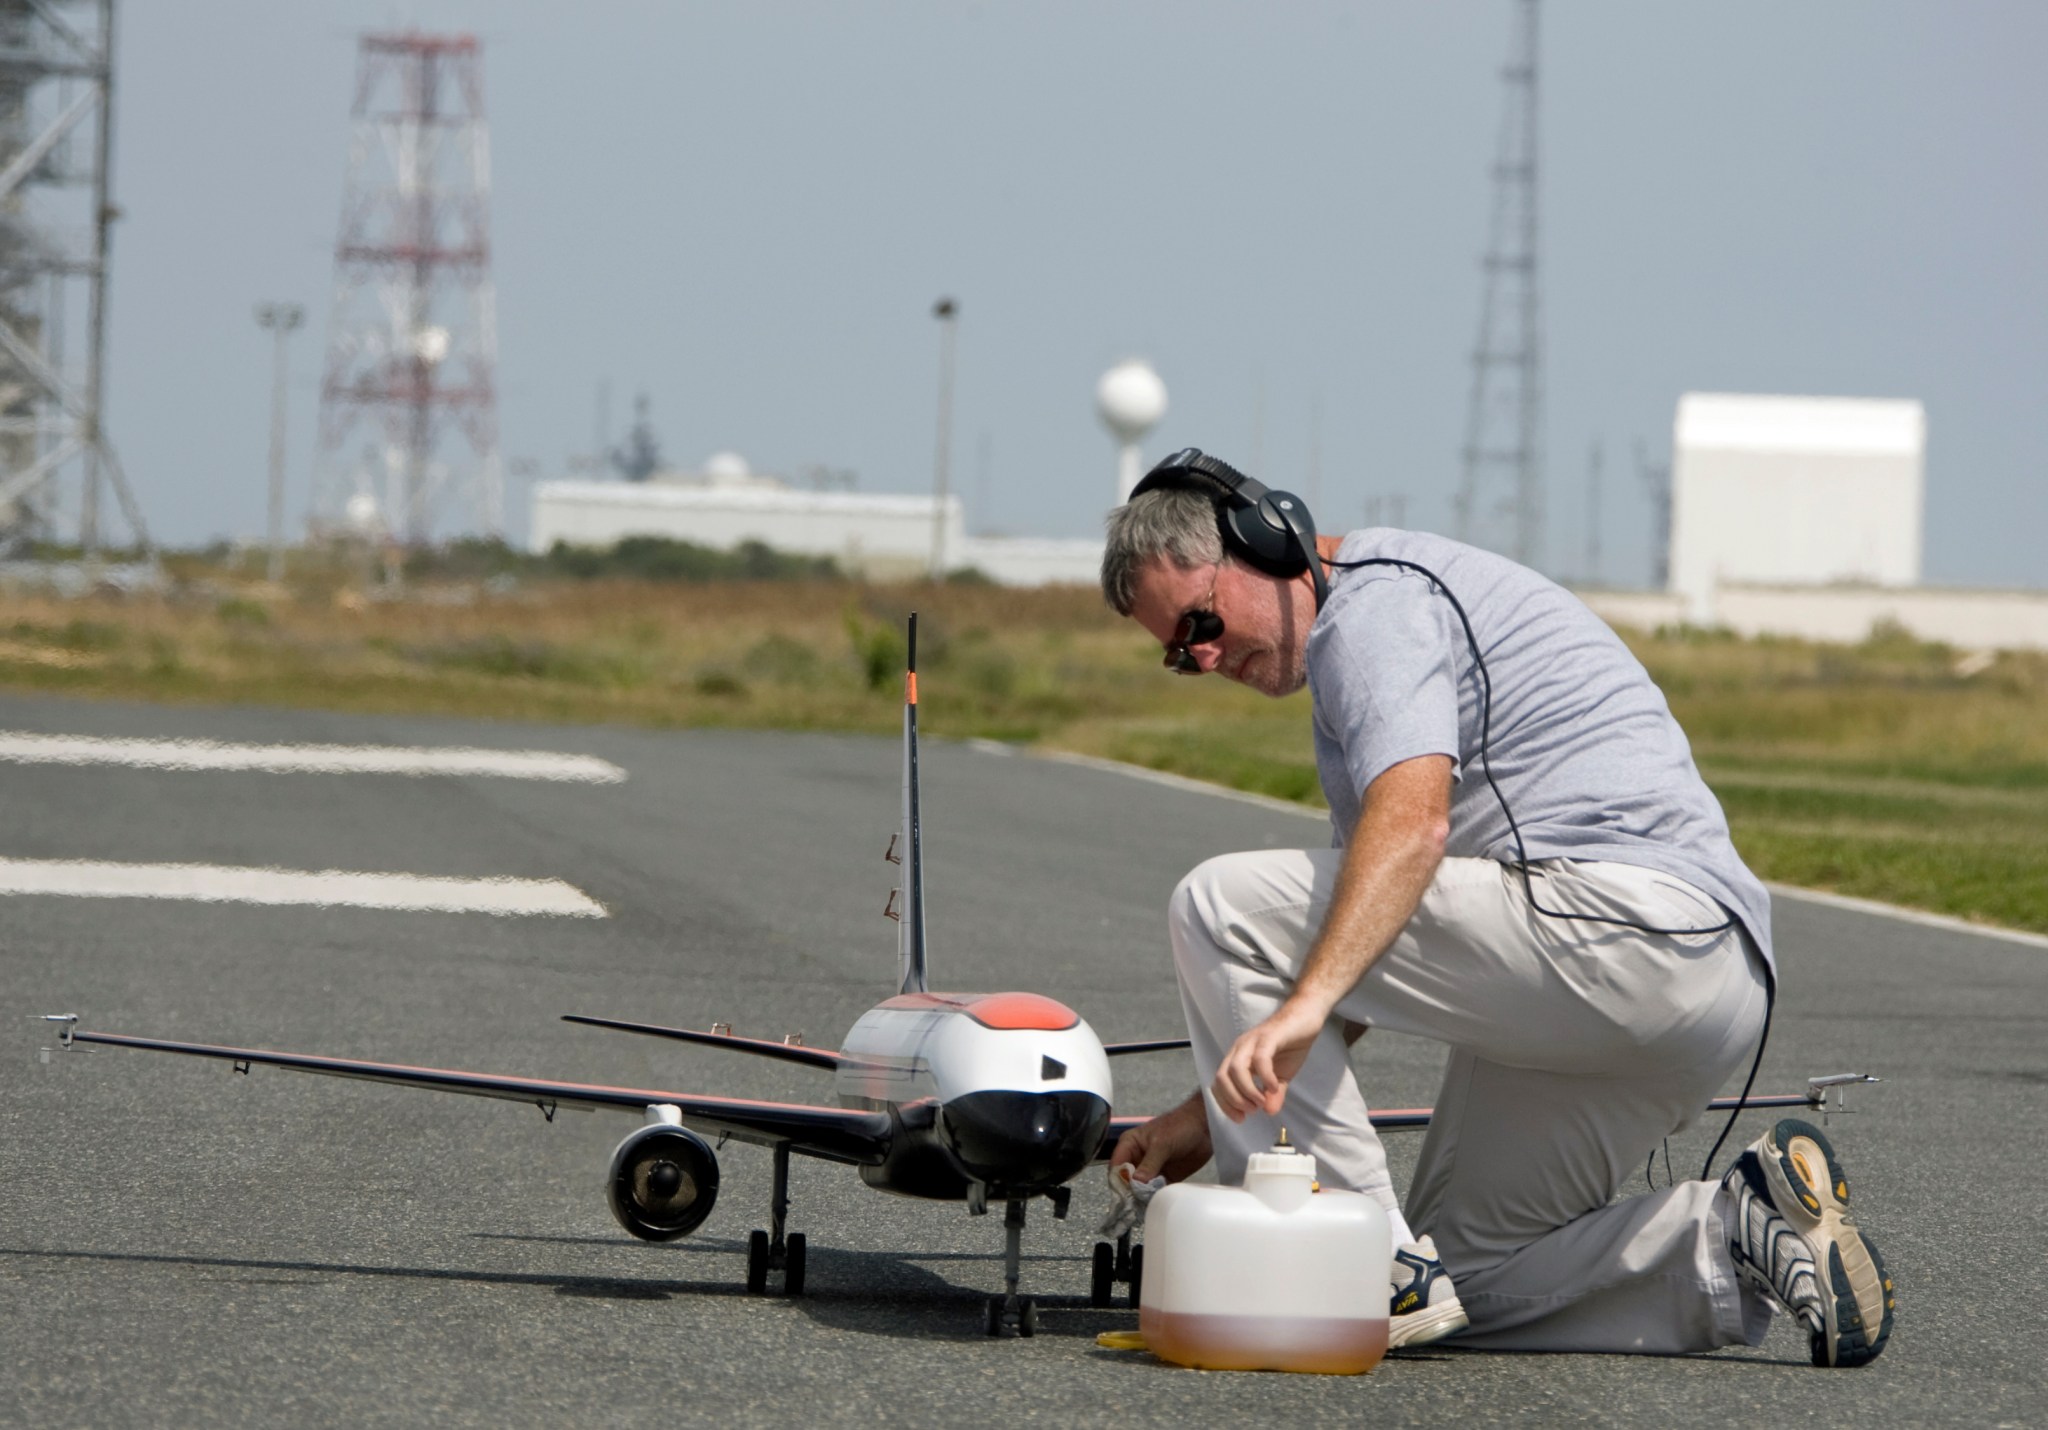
876, 991, 1079, 1032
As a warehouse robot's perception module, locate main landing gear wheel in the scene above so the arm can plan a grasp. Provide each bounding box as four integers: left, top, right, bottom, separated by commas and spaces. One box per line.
784, 1232, 807, 1297
1092, 1233, 1144, 1308
744, 1144, 807, 1297
985, 1295, 1037, 1337
746, 1229, 770, 1295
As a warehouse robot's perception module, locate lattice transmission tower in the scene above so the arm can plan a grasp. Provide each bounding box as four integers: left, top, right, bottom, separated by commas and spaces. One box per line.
0, 0, 149, 554
311, 30, 500, 547
1453, 0, 1543, 568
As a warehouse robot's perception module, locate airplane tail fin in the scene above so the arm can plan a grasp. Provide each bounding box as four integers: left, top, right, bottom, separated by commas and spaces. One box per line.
896, 613, 928, 995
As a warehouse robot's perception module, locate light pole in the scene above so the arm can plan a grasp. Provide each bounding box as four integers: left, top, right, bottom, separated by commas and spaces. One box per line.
255, 302, 305, 582
929, 297, 957, 581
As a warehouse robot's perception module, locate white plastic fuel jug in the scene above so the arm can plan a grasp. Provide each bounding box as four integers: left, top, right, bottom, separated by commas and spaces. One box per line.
1139, 1133, 1392, 1374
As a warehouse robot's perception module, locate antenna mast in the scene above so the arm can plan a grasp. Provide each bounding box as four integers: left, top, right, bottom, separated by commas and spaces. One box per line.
310, 30, 501, 548
0, 0, 150, 556
1453, 0, 1544, 568
896, 614, 928, 995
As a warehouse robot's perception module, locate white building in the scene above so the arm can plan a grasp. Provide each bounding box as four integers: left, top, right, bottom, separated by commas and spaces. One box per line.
1669, 393, 1925, 624
1577, 582, 2048, 653
531, 477, 960, 582
1574, 391, 2048, 651
530, 455, 1106, 586
530, 360, 1168, 588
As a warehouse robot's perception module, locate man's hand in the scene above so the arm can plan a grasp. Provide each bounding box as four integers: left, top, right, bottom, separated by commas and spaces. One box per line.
1107, 1092, 1214, 1185
1211, 997, 1330, 1122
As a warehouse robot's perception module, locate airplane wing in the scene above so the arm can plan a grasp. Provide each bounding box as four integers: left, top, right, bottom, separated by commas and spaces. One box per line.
1095, 1089, 1844, 1159
60, 1027, 892, 1165
1096, 1105, 1431, 1158
562, 1014, 844, 1071
1101, 1038, 1191, 1057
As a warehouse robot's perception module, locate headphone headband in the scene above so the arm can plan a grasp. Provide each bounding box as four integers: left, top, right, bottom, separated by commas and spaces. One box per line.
1127, 447, 1329, 609
1130, 448, 1262, 505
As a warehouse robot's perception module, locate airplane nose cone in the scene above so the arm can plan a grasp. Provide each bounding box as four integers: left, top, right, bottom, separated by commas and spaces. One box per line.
939, 1090, 1111, 1193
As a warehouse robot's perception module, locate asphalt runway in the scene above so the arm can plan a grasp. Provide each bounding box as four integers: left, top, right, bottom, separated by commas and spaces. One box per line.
2, 692, 2042, 1428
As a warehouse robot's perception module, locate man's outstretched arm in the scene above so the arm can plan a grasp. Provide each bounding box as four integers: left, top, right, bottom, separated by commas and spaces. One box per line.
1107, 1090, 1214, 1184
1210, 753, 1452, 1122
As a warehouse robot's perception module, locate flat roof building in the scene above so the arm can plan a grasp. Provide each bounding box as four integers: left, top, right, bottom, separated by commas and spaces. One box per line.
532, 476, 965, 583
1669, 393, 1925, 624
530, 460, 1105, 586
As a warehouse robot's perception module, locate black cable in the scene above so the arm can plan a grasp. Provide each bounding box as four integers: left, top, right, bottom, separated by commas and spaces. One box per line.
1697, 979, 1774, 1180
1644, 1137, 1676, 1190
1328, 557, 1731, 938
1327, 555, 1769, 1178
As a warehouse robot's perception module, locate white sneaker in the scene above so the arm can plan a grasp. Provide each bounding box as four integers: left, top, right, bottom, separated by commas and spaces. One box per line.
1724, 1119, 1894, 1368
1388, 1235, 1469, 1348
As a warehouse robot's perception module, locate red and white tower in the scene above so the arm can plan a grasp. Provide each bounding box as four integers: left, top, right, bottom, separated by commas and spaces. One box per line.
311, 30, 500, 547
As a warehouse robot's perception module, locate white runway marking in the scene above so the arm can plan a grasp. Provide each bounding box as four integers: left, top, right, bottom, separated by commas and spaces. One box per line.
0, 858, 608, 918
0, 732, 626, 783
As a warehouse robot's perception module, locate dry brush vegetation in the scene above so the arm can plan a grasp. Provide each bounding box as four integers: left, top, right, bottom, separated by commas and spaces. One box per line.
3, 572, 2042, 933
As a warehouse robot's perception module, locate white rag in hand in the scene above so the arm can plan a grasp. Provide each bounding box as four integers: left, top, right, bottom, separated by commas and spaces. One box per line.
1097, 1161, 1167, 1239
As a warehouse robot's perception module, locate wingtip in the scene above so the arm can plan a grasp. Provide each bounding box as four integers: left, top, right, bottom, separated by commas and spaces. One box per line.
34, 1014, 79, 1050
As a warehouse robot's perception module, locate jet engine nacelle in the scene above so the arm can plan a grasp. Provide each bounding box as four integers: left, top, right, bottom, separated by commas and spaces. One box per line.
607, 1122, 720, 1241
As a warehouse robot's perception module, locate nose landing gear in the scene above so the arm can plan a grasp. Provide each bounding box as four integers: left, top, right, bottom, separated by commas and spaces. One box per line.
984, 1198, 1036, 1337
975, 1185, 1070, 1336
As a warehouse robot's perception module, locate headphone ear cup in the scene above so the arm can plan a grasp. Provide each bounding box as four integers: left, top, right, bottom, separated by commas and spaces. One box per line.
1222, 492, 1314, 576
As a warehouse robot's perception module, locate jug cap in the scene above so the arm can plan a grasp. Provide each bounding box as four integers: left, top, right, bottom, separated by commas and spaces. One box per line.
1245, 1128, 1317, 1183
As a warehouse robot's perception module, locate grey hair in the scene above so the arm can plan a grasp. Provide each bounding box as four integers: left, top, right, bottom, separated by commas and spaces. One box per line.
1100, 486, 1226, 615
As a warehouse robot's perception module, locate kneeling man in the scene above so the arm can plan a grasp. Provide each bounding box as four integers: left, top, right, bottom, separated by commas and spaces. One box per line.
1102, 454, 1892, 1365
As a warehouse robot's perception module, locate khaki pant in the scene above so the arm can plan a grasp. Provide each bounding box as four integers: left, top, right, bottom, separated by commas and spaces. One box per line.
1169, 850, 1775, 1353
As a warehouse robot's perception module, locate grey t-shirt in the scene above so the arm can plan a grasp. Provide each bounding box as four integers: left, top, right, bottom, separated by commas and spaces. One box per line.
1307, 528, 1773, 973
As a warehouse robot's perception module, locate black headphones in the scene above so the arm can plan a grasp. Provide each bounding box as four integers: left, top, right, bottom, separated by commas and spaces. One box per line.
1128, 448, 1330, 609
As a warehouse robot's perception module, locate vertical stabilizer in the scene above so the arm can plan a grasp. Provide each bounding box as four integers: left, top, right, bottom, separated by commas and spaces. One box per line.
897, 614, 929, 994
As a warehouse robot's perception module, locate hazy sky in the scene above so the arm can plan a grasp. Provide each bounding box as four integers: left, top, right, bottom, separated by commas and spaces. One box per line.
108, 2, 2045, 588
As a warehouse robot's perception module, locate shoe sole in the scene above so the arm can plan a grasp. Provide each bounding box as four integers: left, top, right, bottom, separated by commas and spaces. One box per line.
1757, 1118, 1894, 1367
1388, 1297, 1469, 1350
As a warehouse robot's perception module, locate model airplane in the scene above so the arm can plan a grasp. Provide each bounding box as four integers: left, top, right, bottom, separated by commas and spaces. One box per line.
35, 615, 1875, 1336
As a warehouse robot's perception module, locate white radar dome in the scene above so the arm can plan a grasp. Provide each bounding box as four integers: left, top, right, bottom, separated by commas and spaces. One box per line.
1096, 359, 1168, 442
703, 451, 751, 485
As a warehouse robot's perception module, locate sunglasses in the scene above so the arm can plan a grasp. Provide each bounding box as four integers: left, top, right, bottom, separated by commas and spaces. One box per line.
1163, 608, 1225, 674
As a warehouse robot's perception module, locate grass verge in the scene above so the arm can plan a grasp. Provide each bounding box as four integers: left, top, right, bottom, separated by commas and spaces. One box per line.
2, 574, 2043, 934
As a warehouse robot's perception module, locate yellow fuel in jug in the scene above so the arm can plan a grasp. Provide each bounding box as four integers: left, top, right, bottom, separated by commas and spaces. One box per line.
1139, 1134, 1392, 1374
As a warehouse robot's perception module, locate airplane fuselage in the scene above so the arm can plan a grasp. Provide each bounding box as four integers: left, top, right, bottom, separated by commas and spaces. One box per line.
834, 991, 1113, 1201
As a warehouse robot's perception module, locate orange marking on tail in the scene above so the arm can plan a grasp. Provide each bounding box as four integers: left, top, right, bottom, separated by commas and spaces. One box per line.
906, 672, 918, 704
